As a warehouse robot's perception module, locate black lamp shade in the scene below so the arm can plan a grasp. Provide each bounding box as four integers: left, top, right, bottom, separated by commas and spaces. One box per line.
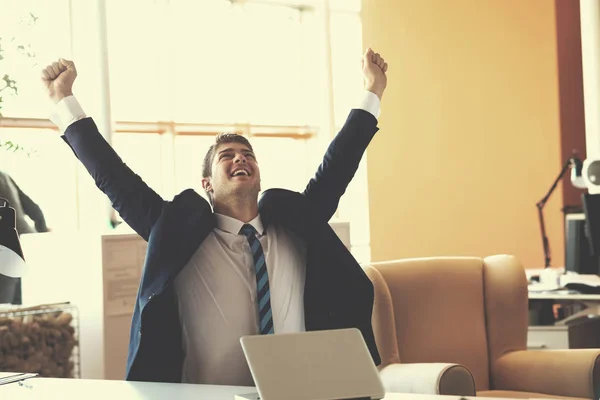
0, 199, 26, 304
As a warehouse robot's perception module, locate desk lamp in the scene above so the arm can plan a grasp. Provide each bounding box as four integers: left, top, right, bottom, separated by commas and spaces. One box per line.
0, 198, 26, 304
536, 156, 584, 268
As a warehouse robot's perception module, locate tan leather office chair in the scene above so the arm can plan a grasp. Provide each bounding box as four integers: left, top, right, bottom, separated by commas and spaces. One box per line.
364, 255, 600, 399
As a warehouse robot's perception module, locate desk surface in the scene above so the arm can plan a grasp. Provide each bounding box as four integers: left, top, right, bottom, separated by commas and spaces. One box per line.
528, 292, 600, 300
0, 377, 515, 400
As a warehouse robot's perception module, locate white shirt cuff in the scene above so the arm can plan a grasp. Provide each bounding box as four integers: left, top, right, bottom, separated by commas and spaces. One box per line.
357, 90, 381, 120
49, 95, 87, 133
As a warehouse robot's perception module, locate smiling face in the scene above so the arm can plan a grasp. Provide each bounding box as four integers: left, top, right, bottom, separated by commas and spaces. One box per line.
201, 134, 261, 205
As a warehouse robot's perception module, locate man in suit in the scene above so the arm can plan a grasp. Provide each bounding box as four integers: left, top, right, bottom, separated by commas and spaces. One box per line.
41, 47, 388, 385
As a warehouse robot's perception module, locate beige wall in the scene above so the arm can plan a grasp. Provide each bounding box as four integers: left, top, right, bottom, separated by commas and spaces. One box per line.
362, 0, 564, 269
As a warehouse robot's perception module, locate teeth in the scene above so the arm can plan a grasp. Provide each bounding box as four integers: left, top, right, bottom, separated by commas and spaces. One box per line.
232, 169, 249, 176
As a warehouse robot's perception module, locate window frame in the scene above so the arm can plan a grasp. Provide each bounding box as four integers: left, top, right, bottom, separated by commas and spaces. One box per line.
0, 0, 372, 263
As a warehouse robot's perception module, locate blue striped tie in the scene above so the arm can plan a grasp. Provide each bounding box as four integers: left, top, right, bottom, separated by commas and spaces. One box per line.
240, 224, 274, 335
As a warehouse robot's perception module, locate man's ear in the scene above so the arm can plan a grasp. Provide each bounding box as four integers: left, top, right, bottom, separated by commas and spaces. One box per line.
201, 177, 212, 193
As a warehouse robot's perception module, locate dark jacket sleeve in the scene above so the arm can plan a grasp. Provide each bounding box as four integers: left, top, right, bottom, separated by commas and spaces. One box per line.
302, 109, 379, 223
62, 117, 164, 241
12, 178, 48, 232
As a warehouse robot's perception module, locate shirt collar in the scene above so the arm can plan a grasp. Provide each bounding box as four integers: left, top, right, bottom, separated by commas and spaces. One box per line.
214, 213, 265, 236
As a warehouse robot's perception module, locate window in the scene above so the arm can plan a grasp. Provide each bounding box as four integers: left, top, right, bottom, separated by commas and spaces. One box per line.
104, 0, 165, 122
0, 128, 79, 231
0, 0, 71, 118
111, 133, 164, 196
173, 135, 214, 197
105, 0, 321, 204
0, 0, 372, 261
330, 12, 365, 128
0, 0, 75, 232
250, 136, 310, 193
105, 1, 318, 126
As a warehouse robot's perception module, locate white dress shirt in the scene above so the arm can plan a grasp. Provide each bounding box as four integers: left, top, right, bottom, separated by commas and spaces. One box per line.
49, 91, 381, 386
174, 214, 307, 385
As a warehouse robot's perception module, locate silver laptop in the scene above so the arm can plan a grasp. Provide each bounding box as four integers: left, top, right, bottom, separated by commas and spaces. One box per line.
237, 328, 385, 400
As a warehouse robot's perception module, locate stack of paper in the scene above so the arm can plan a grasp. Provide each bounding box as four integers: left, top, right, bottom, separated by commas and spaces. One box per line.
0, 372, 38, 386
527, 283, 562, 292
560, 273, 600, 288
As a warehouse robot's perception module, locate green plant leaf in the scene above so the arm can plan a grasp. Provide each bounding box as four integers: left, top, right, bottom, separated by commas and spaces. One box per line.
0, 141, 37, 157
0, 11, 40, 157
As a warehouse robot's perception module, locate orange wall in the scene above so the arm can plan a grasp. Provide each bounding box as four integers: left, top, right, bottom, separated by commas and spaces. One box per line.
555, 0, 586, 209
362, 0, 565, 269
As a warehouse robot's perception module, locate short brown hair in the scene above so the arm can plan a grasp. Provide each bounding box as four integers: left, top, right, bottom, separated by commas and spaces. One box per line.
202, 133, 254, 178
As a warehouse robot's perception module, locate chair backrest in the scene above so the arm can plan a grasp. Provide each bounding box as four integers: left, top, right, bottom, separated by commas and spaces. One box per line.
365, 255, 528, 391
479, 255, 529, 384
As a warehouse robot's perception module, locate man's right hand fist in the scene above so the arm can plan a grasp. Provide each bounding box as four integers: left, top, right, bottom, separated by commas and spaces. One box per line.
41, 58, 77, 104
362, 48, 388, 101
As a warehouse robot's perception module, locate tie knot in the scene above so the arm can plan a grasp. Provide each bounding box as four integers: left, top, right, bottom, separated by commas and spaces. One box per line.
239, 224, 257, 237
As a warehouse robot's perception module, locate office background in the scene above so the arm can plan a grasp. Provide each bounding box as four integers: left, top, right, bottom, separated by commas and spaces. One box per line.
363, 0, 586, 270
0, 0, 587, 275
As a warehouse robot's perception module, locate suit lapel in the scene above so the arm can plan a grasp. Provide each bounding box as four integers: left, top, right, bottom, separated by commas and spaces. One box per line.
167, 190, 216, 281
143, 190, 216, 298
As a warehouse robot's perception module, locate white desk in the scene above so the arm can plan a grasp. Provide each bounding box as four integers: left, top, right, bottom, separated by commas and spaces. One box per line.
529, 293, 600, 301
528, 292, 600, 349
0, 378, 254, 400
528, 292, 600, 325
0, 378, 510, 400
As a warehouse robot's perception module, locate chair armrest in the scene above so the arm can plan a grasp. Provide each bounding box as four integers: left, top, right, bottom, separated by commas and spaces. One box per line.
493, 349, 600, 399
379, 363, 475, 396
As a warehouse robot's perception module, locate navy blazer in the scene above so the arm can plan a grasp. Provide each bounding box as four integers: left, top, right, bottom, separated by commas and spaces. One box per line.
62, 108, 381, 383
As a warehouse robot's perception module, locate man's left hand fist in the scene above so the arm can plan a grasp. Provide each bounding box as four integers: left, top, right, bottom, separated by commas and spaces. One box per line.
362, 48, 388, 100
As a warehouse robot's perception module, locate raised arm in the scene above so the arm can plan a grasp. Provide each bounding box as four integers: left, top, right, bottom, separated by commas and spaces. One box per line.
303, 48, 388, 222
41, 59, 163, 240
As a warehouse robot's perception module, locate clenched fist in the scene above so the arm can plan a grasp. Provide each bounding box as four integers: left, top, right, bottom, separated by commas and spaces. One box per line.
362, 48, 388, 100
41, 58, 77, 104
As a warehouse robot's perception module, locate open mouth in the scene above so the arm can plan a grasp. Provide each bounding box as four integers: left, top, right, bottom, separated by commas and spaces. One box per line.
231, 168, 250, 177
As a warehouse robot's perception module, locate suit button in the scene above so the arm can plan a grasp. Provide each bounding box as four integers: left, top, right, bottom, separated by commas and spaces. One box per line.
148, 292, 155, 301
